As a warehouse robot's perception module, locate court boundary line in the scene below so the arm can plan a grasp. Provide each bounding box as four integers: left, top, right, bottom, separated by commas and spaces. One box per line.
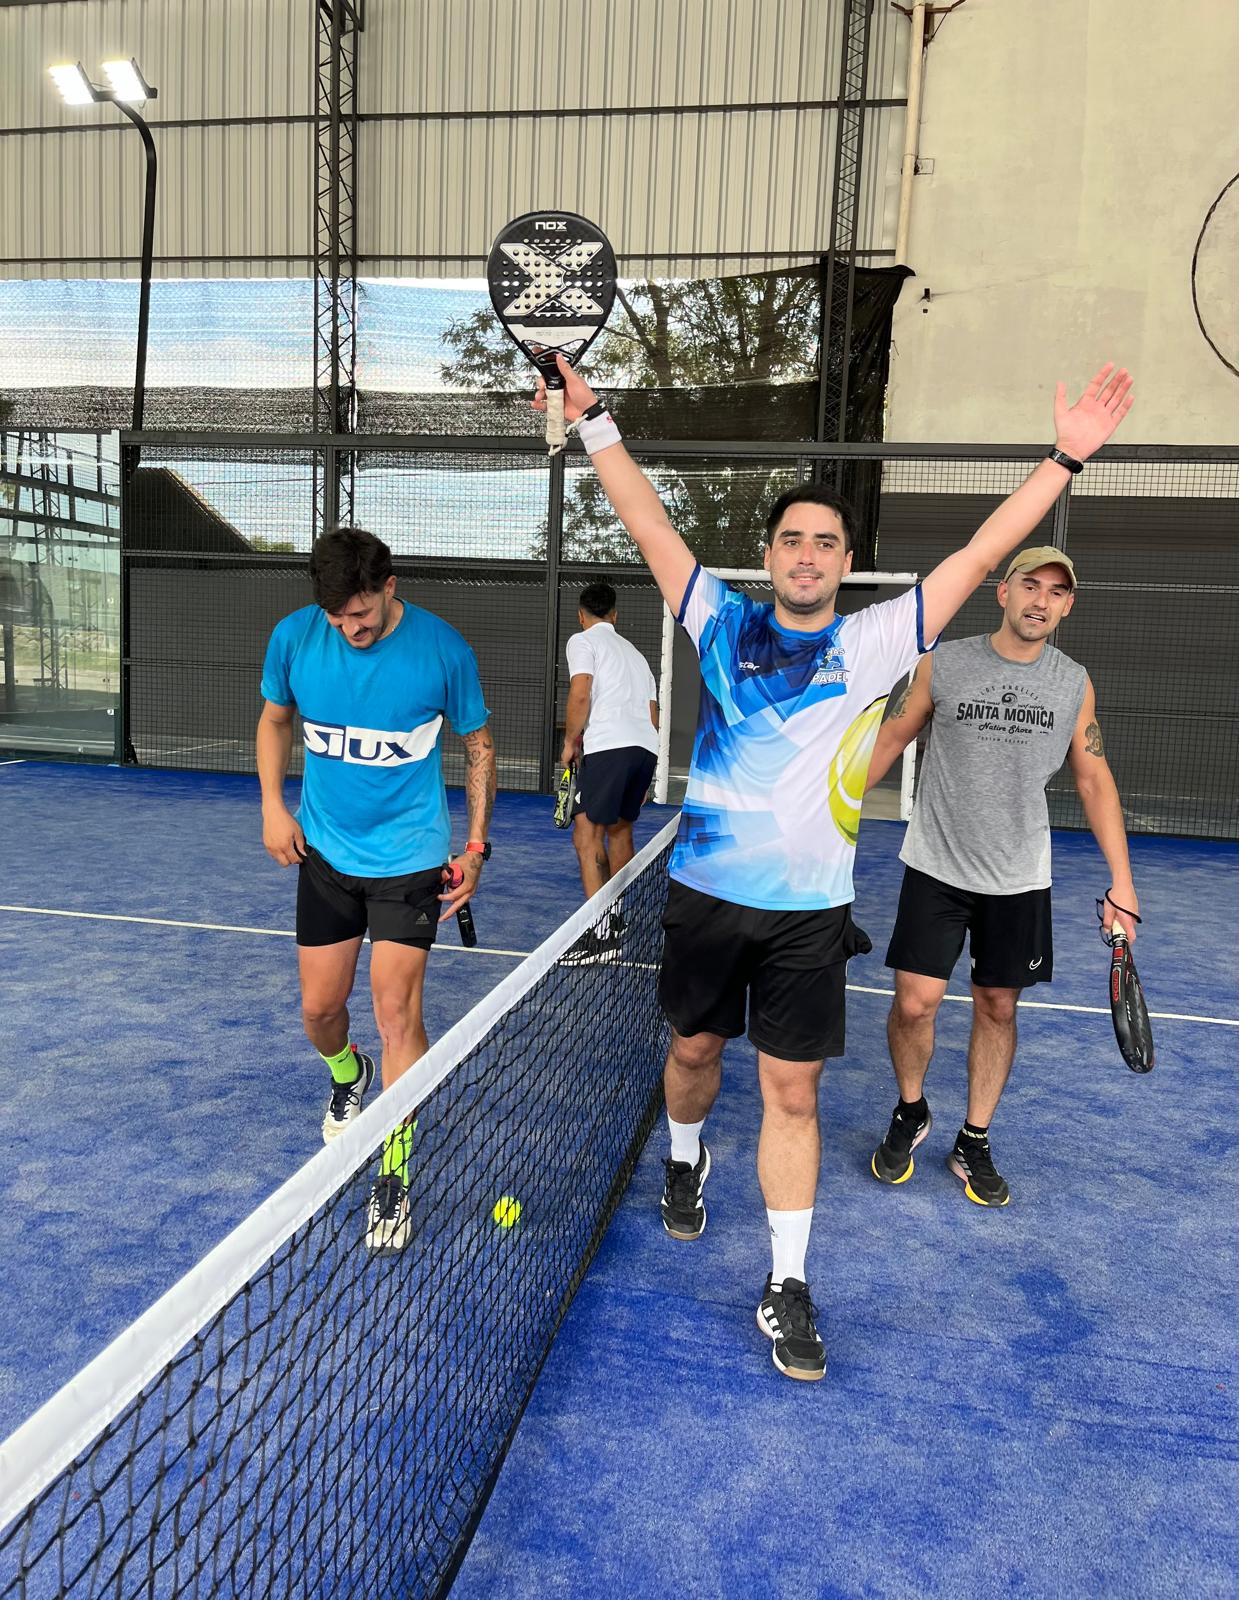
1, 903, 1235, 1028
844, 983, 1237, 1028
0, 904, 529, 959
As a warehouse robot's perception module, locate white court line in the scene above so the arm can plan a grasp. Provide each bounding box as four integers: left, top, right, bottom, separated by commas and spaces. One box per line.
0, 905, 529, 959
0, 759, 27, 765
844, 983, 1239, 1028
2, 904, 1235, 1029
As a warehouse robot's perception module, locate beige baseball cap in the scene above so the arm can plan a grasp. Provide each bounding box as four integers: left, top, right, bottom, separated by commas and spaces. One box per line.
1003, 546, 1077, 591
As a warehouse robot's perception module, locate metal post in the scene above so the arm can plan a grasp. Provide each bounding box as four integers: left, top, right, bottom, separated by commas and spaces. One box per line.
1050, 476, 1071, 552
817, 0, 877, 452
114, 102, 158, 439
540, 454, 567, 791
118, 443, 135, 763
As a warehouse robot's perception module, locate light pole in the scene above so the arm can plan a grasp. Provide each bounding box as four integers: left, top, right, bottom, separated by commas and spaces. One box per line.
48, 60, 159, 434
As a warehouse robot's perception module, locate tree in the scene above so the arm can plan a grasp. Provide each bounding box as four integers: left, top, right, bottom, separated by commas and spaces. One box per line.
441, 271, 820, 564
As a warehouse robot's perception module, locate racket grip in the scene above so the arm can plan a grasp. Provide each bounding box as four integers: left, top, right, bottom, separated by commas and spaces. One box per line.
545, 386, 566, 455
456, 901, 478, 948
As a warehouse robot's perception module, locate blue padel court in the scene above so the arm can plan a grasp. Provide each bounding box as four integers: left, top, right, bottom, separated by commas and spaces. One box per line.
1, 761, 1235, 1597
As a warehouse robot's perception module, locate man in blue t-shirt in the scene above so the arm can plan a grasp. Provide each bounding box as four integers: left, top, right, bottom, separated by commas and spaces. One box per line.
258, 527, 495, 1252
536, 354, 1133, 1382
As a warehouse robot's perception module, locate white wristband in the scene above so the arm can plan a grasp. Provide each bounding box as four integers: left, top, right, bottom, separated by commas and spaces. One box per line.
576, 410, 623, 455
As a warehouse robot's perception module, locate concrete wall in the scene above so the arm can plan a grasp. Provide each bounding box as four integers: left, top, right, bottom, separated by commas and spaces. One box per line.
886, 0, 1239, 445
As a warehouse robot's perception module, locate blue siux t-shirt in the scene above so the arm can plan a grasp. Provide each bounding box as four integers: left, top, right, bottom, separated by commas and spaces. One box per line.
260, 603, 489, 877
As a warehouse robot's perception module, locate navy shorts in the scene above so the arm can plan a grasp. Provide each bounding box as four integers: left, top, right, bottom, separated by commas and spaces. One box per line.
296, 846, 442, 948
575, 745, 657, 826
884, 866, 1053, 989
658, 880, 873, 1061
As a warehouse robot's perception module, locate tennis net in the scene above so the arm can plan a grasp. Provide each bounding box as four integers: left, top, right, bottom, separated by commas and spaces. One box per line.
0, 817, 676, 1599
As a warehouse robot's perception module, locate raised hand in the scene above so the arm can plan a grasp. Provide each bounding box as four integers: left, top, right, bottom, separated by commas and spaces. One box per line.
531, 353, 600, 425
1053, 364, 1134, 462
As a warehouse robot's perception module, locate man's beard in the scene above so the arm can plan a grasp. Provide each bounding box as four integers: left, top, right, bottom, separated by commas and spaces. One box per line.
774, 576, 835, 617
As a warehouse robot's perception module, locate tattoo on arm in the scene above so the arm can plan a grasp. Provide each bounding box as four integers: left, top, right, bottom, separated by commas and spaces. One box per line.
1084, 721, 1104, 757
462, 727, 497, 838
889, 684, 913, 719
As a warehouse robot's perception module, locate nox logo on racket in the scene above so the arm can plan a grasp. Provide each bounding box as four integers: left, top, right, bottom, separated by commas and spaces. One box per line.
495, 241, 608, 319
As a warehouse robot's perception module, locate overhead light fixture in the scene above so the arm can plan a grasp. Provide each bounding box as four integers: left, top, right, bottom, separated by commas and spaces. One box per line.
48, 63, 96, 106
101, 58, 156, 105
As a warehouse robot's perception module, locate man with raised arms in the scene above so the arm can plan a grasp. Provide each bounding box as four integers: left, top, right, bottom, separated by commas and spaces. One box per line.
536, 359, 1132, 1380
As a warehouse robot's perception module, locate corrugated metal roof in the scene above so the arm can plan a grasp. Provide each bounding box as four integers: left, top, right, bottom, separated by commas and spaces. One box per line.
1, 0, 905, 279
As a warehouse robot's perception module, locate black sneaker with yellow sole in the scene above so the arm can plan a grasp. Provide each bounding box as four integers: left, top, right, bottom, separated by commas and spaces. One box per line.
871, 1100, 933, 1184
947, 1127, 1010, 1207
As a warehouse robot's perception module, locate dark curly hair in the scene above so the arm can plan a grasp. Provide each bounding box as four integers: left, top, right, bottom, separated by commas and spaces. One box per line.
308, 527, 394, 612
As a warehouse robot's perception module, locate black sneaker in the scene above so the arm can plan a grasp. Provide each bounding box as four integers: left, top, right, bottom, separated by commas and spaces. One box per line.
366, 1174, 411, 1252
947, 1128, 1010, 1207
321, 1049, 376, 1144
757, 1275, 826, 1381
660, 1143, 711, 1240
871, 1100, 933, 1184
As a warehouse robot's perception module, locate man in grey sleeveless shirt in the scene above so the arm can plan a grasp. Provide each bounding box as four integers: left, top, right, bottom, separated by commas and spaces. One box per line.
863, 547, 1139, 1206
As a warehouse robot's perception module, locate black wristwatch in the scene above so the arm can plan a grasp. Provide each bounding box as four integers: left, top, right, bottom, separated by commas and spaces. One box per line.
1047, 447, 1083, 474
465, 840, 492, 861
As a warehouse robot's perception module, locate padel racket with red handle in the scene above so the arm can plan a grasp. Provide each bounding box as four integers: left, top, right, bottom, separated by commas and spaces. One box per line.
487, 211, 617, 453
1104, 917, 1154, 1074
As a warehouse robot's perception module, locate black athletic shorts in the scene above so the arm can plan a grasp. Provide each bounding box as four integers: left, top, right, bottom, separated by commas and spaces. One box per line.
658, 879, 873, 1061
884, 865, 1053, 989
575, 745, 657, 826
296, 845, 442, 948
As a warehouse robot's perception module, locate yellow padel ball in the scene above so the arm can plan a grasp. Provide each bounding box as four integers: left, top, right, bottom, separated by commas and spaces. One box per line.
492, 1195, 521, 1229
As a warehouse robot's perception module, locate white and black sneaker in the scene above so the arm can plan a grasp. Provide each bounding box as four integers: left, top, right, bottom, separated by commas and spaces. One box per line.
321, 1048, 375, 1144
366, 1175, 411, 1253
757, 1275, 826, 1381
660, 1143, 711, 1240
560, 924, 622, 966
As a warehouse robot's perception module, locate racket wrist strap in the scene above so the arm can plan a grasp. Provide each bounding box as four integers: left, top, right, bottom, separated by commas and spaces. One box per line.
1104, 887, 1141, 922
576, 408, 622, 456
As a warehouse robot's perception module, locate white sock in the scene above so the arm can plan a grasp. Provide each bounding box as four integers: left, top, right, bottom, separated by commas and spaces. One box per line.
767, 1207, 814, 1287
667, 1115, 705, 1167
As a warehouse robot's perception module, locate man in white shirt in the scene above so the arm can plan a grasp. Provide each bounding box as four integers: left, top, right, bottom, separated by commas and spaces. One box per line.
560, 581, 659, 961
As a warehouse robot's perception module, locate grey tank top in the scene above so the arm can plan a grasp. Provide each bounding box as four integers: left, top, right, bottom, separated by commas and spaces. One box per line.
901, 635, 1088, 894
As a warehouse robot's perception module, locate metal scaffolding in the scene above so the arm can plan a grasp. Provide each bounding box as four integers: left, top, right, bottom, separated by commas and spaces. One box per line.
313, 0, 363, 533
818, 0, 876, 447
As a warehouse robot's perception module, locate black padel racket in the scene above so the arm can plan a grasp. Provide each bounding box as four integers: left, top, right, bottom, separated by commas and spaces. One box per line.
445, 862, 478, 947
487, 211, 617, 453
552, 761, 576, 829
1105, 922, 1154, 1073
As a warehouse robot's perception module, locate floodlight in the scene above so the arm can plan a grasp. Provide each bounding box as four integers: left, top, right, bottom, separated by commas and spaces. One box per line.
101, 59, 156, 105
48, 63, 96, 106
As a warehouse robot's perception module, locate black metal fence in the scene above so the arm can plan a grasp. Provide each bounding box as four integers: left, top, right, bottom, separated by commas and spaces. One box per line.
4, 429, 1237, 839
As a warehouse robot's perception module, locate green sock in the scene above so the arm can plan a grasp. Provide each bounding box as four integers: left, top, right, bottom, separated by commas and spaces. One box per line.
380, 1120, 417, 1186
321, 1042, 359, 1085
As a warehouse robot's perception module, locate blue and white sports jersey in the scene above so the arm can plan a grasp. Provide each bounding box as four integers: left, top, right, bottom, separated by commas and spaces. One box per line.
261, 604, 489, 877
671, 567, 934, 911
